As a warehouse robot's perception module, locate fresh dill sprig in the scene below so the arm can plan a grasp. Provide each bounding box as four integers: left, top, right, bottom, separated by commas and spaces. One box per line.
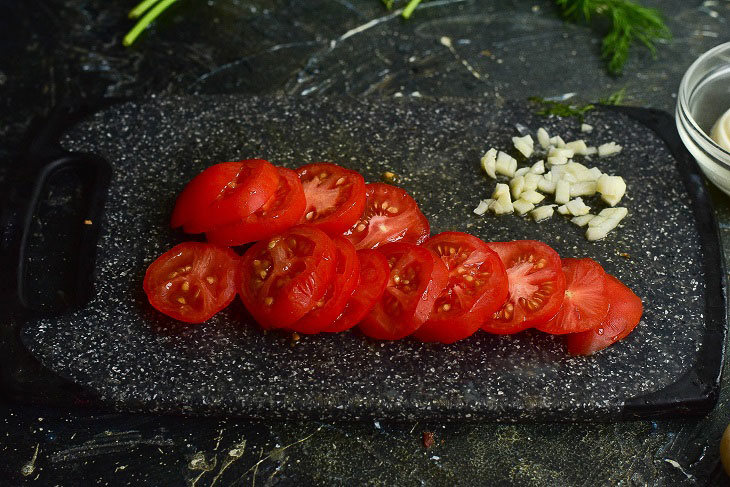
528, 96, 596, 121
124, 0, 180, 46
599, 87, 626, 105
555, 0, 670, 75
382, 0, 425, 19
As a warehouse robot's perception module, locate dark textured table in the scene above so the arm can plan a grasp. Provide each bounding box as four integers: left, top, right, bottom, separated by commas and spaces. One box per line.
2, 1, 730, 485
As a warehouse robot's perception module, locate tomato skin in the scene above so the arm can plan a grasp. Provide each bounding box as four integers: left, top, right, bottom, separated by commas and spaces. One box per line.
481, 240, 566, 334
238, 225, 337, 329
206, 168, 306, 246
143, 242, 239, 323
174, 159, 280, 234
287, 236, 360, 334
324, 250, 390, 333
566, 274, 643, 355
414, 232, 508, 344
537, 258, 610, 335
359, 242, 449, 340
296, 163, 367, 235
343, 183, 430, 250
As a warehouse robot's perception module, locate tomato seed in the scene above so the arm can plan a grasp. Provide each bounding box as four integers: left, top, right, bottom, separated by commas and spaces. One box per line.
182, 281, 190, 291
177, 297, 186, 304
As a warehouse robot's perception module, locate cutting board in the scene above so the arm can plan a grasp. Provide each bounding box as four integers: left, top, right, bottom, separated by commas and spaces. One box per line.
8, 96, 727, 421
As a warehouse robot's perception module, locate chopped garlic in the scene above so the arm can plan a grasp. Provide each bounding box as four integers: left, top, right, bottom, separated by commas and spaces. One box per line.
495, 151, 518, 177
565, 161, 588, 175
520, 190, 544, 204
473, 199, 491, 215
513, 199, 535, 215
561, 173, 577, 183
523, 173, 540, 191
548, 147, 575, 159
586, 227, 609, 241
510, 176, 525, 199
555, 180, 570, 204
597, 174, 626, 206
492, 183, 510, 198
547, 155, 568, 166
550, 135, 566, 148
587, 215, 607, 227
538, 177, 556, 193
565, 140, 588, 155
571, 214, 595, 226
570, 181, 597, 197
512, 134, 534, 158
565, 197, 591, 216
481, 148, 497, 178
557, 204, 570, 215
531, 205, 555, 222
598, 142, 622, 157
530, 160, 545, 174
489, 184, 513, 215
585, 146, 598, 156
537, 128, 551, 149
514, 167, 530, 178
581, 123, 594, 133
598, 207, 628, 220
586, 167, 602, 180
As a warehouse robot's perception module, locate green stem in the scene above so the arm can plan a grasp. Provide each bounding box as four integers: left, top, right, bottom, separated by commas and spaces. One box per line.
124, 0, 180, 46
402, 0, 423, 19
128, 0, 161, 19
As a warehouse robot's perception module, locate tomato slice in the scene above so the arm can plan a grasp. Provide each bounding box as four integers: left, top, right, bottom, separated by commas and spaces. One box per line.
143, 242, 239, 323
566, 274, 643, 355
414, 232, 508, 344
481, 240, 566, 334
343, 183, 430, 250
323, 249, 390, 333
537, 258, 610, 334
359, 242, 448, 340
296, 163, 366, 235
206, 168, 306, 246
287, 236, 360, 334
173, 159, 280, 234
238, 225, 336, 328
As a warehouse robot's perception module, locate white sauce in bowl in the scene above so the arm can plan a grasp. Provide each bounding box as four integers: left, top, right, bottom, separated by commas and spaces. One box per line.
711, 107, 730, 152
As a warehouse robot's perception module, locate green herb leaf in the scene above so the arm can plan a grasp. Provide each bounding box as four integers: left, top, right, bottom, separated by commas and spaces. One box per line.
599, 87, 626, 105
554, 0, 670, 75
528, 96, 596, 121
124, 0, 180, 47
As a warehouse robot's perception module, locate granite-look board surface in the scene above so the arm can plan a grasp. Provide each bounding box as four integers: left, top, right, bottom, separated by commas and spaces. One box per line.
19, 96, 724, 420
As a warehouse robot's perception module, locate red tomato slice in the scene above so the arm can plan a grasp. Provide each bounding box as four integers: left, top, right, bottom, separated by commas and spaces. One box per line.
537, 258, 610, 334
414, 232, 509, 344
143, 242, 239, 323
238, 225, 336, 328
323, 249, 390, 333
173, 159, 280, 234
206, 168, 306, 246
481, 240, 566, 334
343, 183, 430, 250
359, 243, 448, 340
287, 236, 360, 334
566, 274, 643, 355
296, 163, 366, 235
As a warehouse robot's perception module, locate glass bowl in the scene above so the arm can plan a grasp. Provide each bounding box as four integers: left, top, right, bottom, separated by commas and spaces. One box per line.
676, 41, 730, 195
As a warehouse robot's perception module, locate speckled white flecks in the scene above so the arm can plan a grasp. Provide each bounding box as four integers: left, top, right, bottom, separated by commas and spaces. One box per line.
20, 96, 712, 420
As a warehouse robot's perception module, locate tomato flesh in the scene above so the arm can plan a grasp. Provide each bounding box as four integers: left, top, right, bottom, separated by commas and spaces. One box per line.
174, 159, 280, 234
414, 232, 508, 344
324, 249, 390, 333
482, 240, 566, 334
288, 236, 360, 334
359, 242, 448, 340
238, 225, 336, 328
566, 274, 643, 355
343, 183, 429, 250
537, 258, 610, 334
143, 242, 239, 323
296, 163, 366, 235
206, 167, 306, 246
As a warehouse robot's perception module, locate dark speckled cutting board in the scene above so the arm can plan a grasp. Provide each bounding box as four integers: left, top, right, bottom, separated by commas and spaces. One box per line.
17, 96, 727, 421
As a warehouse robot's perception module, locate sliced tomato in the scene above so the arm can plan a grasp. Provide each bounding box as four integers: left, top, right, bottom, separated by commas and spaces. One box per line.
323, 249, 390, 333
343, 183, 430, 250
537, 258, 610, 335
173, 159, 280, 234
296, 163, 366, 235
143, 242, 239, 323
414, 232, 508, 344
288, 236, 360, 334
481, 240, 566, 334
238, 225, 336, 328
206, 168, 306, 246
566, 274, 643, 355
359, 242, 448, 340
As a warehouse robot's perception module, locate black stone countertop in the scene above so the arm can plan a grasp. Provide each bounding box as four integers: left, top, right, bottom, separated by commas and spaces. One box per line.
2, 0, 730, 485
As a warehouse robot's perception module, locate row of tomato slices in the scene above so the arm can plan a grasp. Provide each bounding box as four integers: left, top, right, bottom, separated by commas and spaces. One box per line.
143, 159, 643, 355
